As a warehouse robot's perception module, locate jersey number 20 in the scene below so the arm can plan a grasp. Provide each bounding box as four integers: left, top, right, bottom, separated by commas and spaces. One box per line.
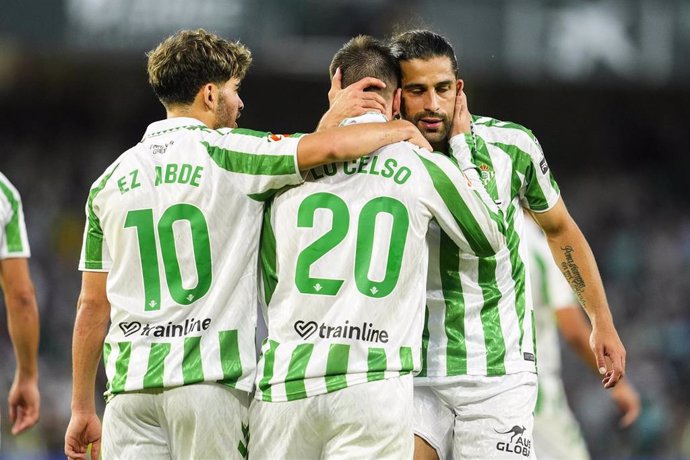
295, 192, 409, 298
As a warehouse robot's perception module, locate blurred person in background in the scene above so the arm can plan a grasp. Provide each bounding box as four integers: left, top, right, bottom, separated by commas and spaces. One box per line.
0, 172, 41, 444
63, 28, 430, 460
524, 214, 640, 459
386, 30, 627, 460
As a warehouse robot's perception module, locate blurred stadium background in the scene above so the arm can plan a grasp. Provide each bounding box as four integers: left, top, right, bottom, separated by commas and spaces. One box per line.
1, 0, 689, 458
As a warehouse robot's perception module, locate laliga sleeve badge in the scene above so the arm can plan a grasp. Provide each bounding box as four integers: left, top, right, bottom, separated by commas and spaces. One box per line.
539, 157, 549, 174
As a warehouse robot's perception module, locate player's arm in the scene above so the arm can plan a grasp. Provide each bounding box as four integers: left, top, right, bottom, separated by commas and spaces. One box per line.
555, 306, 640, 427
316, 68, 388, 131
530, 199, 626, 388
0, 257, 40, 434
416, 148, 506, 256
297, 120, 431, 170
65, 271, 109, 460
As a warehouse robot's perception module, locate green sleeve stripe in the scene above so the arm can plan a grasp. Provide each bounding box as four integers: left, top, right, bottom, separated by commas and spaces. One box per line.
399, 346, 414, 373
478, 256, 507, 375
84, 164, 121, 269
258, 339, 279, 401
110, 342, 132, 393
491, 141, 559, 211
182, 336, 205, 385
419, 305, 431, 377
0, 179, 24, 253
285, 343, 314, 400
367, 347, 387, 382
103, 342, 112, 394
531, 309, 538, 370
325, 343, 349, 393
219, 329, 243, 383
416, 153, 500, 257
143, 342, 171, 389
229, 128, 269, 138
439, 230, 468, 375
203, 141, 296, 176
259, 200, 278, 305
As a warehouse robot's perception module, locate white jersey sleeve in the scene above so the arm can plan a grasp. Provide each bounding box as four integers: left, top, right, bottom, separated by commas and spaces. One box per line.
0, 172, 31, 259
202, 128, 304, 199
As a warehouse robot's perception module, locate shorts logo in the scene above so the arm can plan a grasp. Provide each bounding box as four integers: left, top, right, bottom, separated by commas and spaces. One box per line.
119, 321, 142, 337
495, 424, 531, 456
294, 320, 319, 339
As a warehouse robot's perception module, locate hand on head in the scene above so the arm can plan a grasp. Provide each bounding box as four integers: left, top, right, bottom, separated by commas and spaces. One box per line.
317, 68, 388, 131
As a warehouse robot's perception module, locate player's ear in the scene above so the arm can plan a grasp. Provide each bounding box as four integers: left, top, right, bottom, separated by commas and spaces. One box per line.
202, 83, 216, 111
456, 79, 464, 95
392, 88, 402, 119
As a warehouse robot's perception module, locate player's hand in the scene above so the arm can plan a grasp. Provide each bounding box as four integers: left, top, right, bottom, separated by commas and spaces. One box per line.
610, 380, 641, 428
449, 84, 472, 139
407, 127, 434, 152
65, 412, 102, 460
317, 68, 388, 131
590, 322, 626, 389
8, 373, 40, 434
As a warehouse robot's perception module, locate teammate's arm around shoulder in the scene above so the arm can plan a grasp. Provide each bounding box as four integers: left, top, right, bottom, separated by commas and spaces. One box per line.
65, 272, 110, 460
296, 119, 431, 170
415, 148, 506, 257
530, 199, 626, 389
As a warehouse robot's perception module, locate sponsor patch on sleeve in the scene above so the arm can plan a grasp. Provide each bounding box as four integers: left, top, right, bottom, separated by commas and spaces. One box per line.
539, 157, 549, 175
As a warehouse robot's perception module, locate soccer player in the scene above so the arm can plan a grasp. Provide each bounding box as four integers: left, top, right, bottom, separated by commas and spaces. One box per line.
0, 172, 40, 441
249, 35, 505, 459
385, 30, 627, 460
524, 215, 640, 459
63, 29, 432, 460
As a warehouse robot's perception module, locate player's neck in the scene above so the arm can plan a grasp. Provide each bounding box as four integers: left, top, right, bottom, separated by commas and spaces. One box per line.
431, 139, 449, 155
165, 102, 213, 128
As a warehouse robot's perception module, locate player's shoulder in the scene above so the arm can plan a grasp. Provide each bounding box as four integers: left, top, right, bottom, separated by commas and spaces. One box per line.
472, 114, 540, 148
0, 171, 20, 197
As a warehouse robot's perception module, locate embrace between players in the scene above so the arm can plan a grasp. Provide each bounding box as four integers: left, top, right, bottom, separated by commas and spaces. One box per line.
64, 28, 628, 460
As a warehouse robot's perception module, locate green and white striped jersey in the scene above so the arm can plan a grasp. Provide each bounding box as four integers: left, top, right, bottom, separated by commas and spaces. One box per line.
78, 117, 304, 396
255, 113, 505, 402
524, 216, 576, 378
418, 115, 561, 382
0, 172, 31, 259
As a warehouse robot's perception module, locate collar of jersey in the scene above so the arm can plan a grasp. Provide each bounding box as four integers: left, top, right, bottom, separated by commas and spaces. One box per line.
339, 112, 388, 126
142, 117, 208, 140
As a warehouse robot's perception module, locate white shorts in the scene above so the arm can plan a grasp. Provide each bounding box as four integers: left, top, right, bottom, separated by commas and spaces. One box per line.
249, 375, 414, 460
414, 372, 538, 460
534, 374, 590, 460
102, 383, 250, 460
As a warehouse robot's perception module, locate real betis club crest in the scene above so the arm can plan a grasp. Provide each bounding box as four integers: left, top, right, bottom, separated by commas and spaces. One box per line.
479, 164, 494, 186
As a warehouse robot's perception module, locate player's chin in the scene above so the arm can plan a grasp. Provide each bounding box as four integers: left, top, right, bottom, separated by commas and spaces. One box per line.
421, 130, 446, 145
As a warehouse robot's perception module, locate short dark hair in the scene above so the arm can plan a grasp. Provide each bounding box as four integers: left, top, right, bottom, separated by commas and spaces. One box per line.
146, 29, 252, 107
389, 29, 459, 77
329, 35, 400, 97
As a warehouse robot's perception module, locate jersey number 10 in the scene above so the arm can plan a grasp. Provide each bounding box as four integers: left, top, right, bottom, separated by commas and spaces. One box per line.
125, 203, 212, 311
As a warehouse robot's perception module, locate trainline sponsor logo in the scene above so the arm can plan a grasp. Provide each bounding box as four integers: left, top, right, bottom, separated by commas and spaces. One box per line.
118, 317, 211, 338
294, 319, 389, 343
